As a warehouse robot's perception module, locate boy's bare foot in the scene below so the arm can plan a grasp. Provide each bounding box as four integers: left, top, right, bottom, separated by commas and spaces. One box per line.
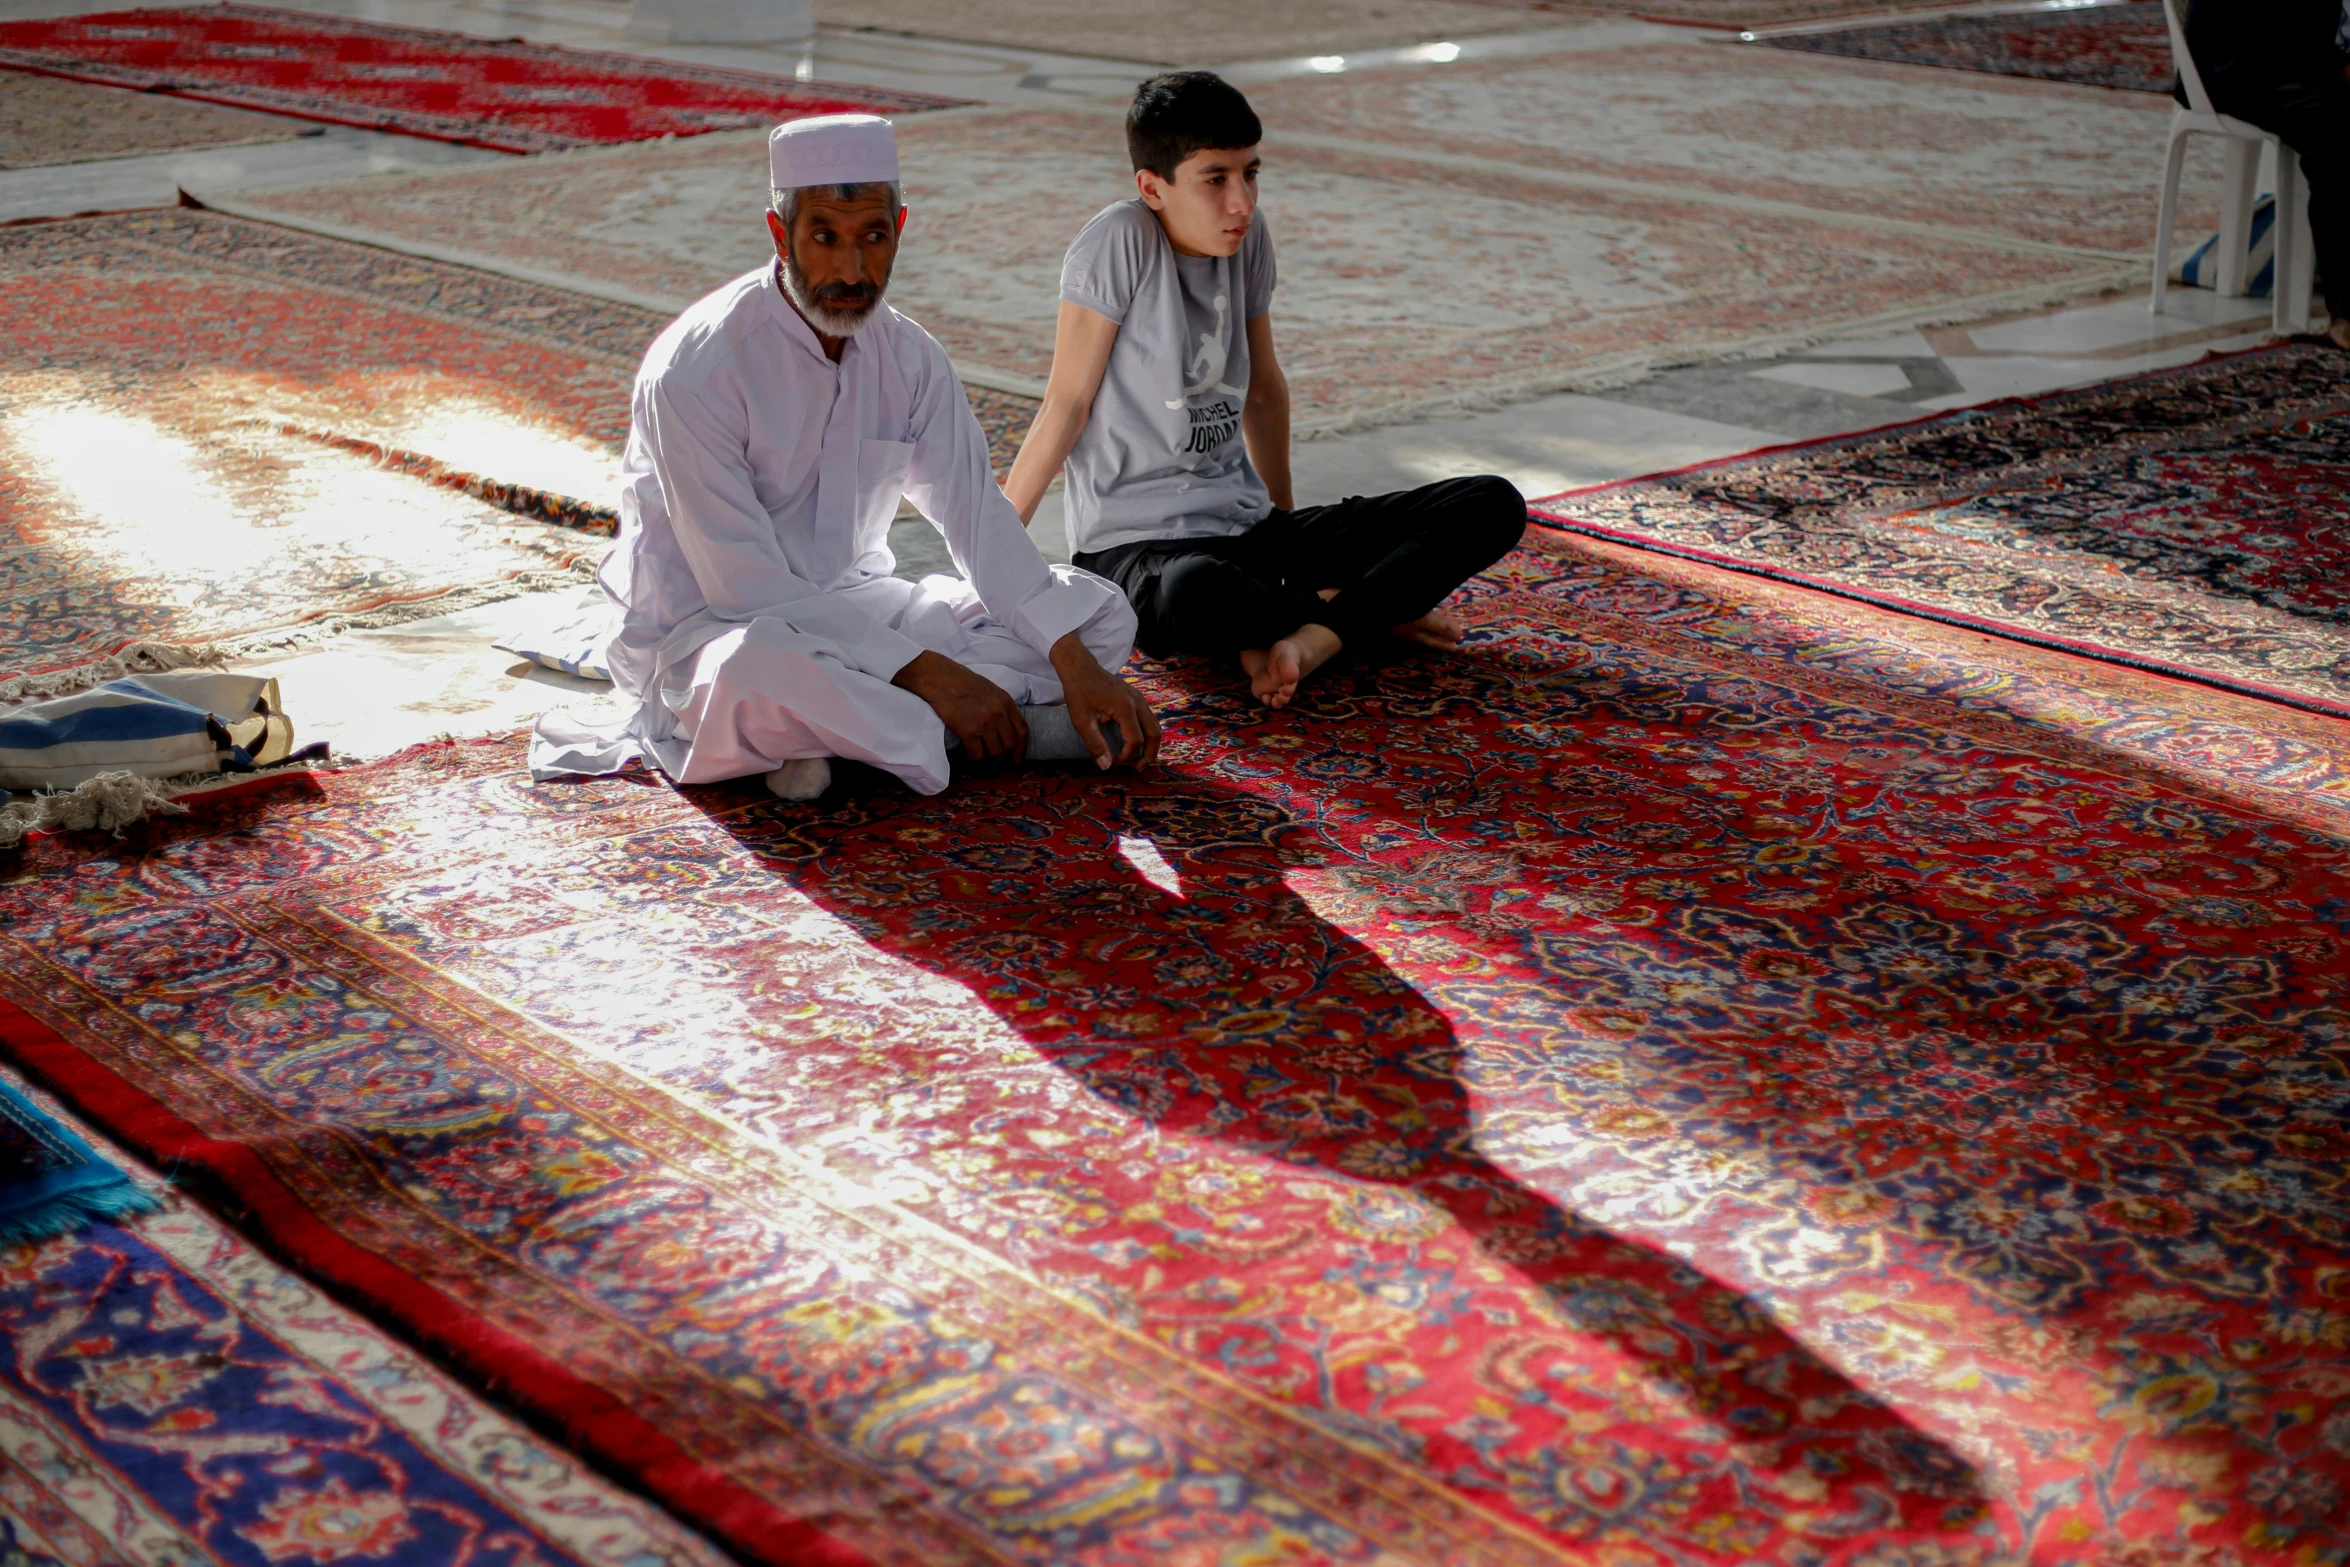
1242, 624, 1342, 709
2328, 315, 2350, 351
1391, 610, 1463, 652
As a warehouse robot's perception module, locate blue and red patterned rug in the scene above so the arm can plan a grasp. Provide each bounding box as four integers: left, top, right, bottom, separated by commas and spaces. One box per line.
1752, 0, 2175, 94
5, 532, 2349, 1565
1532, 343, 2350, 720
0, 1070, 727, 1566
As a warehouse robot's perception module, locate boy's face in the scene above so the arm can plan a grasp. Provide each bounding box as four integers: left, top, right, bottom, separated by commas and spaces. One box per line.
1136, 144, 1261, 258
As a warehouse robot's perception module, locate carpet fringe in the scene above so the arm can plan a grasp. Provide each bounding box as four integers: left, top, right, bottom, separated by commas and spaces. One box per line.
0, 641, 230, 706
0, 1181, 165, 1247
0, 755, 349, 849
0, 773, 191, 850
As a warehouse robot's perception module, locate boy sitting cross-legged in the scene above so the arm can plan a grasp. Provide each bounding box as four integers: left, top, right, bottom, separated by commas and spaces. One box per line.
1001, 71, 1528, 709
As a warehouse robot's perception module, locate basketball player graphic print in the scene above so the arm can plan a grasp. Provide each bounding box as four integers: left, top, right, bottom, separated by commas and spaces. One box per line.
1169, 290, 1246, 406
1170, 290, 1246, 456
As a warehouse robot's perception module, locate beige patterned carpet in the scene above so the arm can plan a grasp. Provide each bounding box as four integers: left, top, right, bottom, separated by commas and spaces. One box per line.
813, 0, 1542, 64
1242, 38, 2201, 255
222, 34, 2209, 431
0, 69, 305, 169
1451, 0, 1971, 30
809, 0, 1960, 61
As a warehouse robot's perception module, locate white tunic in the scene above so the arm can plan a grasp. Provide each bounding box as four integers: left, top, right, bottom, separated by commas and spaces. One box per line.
533, 263, 1135, 794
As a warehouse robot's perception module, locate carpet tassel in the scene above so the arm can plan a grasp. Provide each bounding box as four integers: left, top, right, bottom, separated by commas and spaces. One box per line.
0, 1182, 164, 1249
0, 773, 192, 851
0, 642, 228, 708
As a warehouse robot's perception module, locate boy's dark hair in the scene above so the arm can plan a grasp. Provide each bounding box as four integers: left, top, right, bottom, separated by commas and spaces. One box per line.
1126, 71, 1263, 181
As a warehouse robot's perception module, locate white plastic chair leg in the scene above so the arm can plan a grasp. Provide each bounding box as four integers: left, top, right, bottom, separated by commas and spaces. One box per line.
2215, 137, 2261, 297
2151, 127, 2193, 315
2275, 152, 2315, 333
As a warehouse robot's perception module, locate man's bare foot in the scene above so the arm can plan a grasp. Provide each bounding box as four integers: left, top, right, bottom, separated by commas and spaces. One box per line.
764, 757, 832, 801
1391, 610, 1463, 653
1241, 624, 1342, 709
2328, 315, 2350, 351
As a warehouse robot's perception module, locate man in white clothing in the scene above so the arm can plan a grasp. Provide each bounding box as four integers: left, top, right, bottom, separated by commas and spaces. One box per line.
538, 113, 1157, 799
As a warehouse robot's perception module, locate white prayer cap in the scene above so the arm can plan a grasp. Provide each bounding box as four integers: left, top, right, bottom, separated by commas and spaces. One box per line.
768, 114, 899, 191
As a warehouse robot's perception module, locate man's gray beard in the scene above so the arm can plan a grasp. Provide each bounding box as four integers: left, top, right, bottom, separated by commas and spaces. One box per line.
781, 253, 882, 337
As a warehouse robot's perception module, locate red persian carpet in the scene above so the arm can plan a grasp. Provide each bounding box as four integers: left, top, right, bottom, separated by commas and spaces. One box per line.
6, 534, 2350, 1565
1529, 344, 2350, 723
0, 4, 964, 153
1752, 1, 2175, 95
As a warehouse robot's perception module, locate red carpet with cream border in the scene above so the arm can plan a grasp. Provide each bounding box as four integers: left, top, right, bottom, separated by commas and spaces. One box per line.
0, 5, 963, 152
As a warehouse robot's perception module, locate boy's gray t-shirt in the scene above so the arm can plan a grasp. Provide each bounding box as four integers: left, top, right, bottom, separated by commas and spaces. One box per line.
1057, 200, 1278, 556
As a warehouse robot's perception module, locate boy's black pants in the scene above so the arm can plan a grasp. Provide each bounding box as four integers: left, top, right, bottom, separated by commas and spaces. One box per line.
1073, 475, 1527, 659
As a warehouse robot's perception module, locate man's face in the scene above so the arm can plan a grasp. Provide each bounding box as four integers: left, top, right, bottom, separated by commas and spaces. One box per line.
1137, 145, 1260, 259
766, 188, 905, 337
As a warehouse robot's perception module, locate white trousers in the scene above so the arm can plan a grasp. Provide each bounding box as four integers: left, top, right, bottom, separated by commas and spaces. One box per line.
649, 570, 1134, 795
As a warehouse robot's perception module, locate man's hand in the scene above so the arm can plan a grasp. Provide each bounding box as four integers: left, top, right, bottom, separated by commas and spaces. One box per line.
1050, 632, 1160, 771
892, 650, 1027, 764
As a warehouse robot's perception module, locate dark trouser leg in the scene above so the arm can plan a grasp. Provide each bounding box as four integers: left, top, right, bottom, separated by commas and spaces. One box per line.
1074, 538, 1326, 659
2211, 72, 2350, 317
1247, 475, 1528, 648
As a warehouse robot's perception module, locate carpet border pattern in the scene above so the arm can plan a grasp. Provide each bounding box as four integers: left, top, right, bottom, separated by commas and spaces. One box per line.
1750, 1, 2175, 96
1530, 343, 2350, 722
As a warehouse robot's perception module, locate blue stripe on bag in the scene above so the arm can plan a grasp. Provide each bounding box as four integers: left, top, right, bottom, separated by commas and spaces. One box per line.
2175, 195, 2277, 298
0, 705, 208, 748
0, 682, 211, 747
0, 679, 222, 789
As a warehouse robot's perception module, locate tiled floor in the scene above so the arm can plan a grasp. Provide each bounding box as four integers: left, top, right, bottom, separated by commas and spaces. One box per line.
0, 121, 505, 223
0, 0, 2307, 759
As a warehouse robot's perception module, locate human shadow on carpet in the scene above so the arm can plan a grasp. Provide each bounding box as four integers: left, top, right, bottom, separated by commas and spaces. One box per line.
708, 747, 1991, 1525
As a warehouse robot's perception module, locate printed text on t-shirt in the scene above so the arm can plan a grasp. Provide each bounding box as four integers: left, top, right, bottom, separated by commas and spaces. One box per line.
1185, 397, 1241, 457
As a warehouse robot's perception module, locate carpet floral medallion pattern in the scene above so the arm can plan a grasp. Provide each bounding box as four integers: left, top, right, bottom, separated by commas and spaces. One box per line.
0, 1075, 728, 1567
1531, 344, 2350, 720
1754, 1, 2176, 95
6, 534, 2350, 1565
